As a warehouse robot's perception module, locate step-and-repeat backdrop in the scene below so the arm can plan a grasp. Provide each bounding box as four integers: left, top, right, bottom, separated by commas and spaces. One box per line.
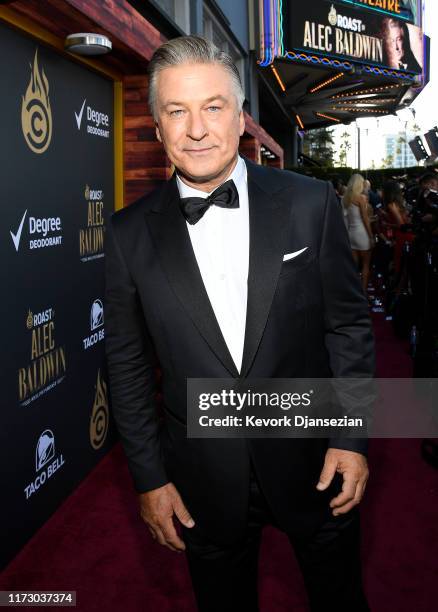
0, 21, 117, 568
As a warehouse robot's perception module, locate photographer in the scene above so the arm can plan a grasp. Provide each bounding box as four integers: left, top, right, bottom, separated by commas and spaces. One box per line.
413, 172, 438, 235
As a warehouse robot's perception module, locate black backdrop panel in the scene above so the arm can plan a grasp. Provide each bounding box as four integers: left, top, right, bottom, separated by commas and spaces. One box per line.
0, 21, 117, 569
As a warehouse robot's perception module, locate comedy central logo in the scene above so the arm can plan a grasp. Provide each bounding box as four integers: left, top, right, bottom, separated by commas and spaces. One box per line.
21, 49, 52, 154
328, 4, 337, 26
90, 369, 109, 450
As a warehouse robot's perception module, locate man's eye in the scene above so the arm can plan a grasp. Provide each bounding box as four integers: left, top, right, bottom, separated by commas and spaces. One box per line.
169, 109, 184, 117
207, 106, 221, 112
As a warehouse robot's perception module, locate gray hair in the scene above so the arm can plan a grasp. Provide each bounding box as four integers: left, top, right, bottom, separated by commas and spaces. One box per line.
147, 35, 245, 119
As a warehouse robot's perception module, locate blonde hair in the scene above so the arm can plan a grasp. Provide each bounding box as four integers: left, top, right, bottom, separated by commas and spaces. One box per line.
343, 173, 365, 207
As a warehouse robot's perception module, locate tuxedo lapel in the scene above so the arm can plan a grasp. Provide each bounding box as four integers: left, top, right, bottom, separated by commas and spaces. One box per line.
239, 158, 291, 378
144, 173, 240, 378
144, 157, 292, 380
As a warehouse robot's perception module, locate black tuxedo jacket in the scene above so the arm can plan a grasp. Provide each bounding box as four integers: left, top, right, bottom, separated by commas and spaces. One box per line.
104, 156, 375, 545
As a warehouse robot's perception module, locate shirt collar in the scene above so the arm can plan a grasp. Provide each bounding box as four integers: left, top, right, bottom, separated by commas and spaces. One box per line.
176, 154, 246, 199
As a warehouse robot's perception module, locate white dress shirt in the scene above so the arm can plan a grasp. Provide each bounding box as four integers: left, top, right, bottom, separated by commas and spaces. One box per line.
176, 155, 249, 373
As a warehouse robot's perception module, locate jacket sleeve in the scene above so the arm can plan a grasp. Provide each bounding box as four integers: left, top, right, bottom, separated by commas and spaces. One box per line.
104, 213, 169, 492
318, 182, 376, 457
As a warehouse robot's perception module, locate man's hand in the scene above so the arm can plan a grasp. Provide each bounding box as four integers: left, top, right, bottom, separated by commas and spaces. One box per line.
139, 482, 195, 552
316, 448, 369, 516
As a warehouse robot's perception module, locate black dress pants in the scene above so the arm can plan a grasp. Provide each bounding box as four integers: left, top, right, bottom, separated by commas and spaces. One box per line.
181, 460, 369, 612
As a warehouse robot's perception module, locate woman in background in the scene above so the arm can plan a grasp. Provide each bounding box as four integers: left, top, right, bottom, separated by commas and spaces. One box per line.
343, 173, 374, 296
382, 180, 414, 280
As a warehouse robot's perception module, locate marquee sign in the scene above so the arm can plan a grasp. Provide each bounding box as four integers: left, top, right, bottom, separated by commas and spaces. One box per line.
289, 1, 423, 74
258, 0, 423, 71
337, 0, 420, 24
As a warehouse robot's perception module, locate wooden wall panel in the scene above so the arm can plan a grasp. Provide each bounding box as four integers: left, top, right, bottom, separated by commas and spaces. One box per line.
123, 74, 171, 204
243, 111, 283, 169
239, 134, 261, 165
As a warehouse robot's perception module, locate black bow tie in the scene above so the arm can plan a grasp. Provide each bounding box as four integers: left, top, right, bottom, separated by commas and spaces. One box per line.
179, 179, 239, 225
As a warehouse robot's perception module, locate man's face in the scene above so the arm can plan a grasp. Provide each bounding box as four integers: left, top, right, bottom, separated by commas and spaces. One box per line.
154, 62, 245, 188
387, 24, 405, 63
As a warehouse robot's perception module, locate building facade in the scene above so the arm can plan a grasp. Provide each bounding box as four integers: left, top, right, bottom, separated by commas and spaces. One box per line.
385, 132, 418, 167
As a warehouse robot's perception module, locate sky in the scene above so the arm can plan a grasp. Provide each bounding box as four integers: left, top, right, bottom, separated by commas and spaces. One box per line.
331, 0, 436, 169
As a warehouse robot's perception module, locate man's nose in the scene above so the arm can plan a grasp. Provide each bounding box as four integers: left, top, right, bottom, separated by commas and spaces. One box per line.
187, 111, 208, 140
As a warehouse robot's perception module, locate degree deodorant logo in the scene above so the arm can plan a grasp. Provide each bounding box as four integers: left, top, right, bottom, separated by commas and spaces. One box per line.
21, 49, 52, 154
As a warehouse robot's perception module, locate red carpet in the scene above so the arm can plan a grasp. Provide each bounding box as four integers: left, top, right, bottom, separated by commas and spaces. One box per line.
1, 313, 437, 611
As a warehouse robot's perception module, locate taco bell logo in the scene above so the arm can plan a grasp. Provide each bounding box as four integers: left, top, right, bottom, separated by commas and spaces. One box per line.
24, 429, 66, 500
83, 299, 105, 350
91, 299, 104, 331
36, 429, 55, 470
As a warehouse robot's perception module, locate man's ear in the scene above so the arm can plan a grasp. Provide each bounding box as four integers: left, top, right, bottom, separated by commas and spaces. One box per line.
239, 110, 245, 137
155, 122, 162, 143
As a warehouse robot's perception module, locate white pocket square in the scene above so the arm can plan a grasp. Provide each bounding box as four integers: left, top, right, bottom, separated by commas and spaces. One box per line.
283, 247, 308, 262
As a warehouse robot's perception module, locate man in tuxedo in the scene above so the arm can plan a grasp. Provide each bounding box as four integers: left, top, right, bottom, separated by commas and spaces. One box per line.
105, 35, 374, 611
381, 17, 422, 73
